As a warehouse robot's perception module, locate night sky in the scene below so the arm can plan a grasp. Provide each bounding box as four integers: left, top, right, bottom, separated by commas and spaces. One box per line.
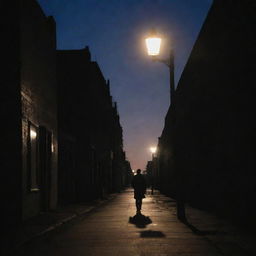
38, 0, 212, 170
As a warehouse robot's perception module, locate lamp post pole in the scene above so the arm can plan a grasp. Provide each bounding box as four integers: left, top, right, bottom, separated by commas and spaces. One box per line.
169, 49, 175, 105
145, 30, 175, 105
149, 147, 157, 194
145, 31, 186, 222
152, 49, 175, 105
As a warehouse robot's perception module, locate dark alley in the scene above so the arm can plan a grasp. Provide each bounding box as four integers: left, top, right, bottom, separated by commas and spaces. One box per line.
1, 1, 256, 255
11, 189, 256, 256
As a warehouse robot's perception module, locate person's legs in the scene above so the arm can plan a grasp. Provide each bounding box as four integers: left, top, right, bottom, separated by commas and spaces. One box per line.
135, 199, 139, 212
136, 199, 142, 212
138, 199, 142, 210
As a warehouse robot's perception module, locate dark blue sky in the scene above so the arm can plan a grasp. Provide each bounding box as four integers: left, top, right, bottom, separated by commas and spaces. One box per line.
38, 0, 212, 170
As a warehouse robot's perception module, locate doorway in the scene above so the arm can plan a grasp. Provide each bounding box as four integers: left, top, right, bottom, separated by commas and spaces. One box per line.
39, 126, 52, 211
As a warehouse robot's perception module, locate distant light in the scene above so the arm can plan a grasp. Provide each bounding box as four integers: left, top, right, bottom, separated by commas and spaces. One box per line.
150, 147, 157, 154
145, 37, 162, 56
30, 129, 37, 140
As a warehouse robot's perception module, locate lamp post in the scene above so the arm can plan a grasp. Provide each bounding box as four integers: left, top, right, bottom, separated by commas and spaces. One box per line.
149, 146, 157, 195
145, 30, 186, 222
149, 146, 157, 159
145, 29, 175, 105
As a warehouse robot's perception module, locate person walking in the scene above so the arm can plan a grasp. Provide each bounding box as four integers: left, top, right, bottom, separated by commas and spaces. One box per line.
131, 169, 147, 214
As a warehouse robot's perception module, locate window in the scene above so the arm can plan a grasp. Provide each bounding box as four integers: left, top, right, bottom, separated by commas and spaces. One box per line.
28, 123, 39, 191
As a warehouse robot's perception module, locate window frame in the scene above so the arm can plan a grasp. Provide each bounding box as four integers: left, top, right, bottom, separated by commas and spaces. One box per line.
27, 121, 40, 192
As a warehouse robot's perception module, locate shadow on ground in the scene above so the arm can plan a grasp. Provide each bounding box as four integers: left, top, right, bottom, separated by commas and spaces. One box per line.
181, 219, 227, 236
140, 230, 165, 238
129, 214, 152, 228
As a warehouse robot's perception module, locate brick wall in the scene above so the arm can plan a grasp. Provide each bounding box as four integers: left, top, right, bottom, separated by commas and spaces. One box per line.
20, 0, 57, 219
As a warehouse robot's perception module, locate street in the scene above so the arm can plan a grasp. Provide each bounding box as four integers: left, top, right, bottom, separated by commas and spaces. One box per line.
11, 189, 255, 256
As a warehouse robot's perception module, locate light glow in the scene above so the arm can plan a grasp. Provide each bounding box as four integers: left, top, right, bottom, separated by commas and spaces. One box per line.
145, 37, 162, 56
149, 147, 157, 154
30, 129, 37, 140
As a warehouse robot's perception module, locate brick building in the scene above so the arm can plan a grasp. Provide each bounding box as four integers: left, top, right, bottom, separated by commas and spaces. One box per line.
157, 0, 256, 222
1, 0, 58, 230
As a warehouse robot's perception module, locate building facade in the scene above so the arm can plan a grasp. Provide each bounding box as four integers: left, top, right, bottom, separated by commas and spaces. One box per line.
57, 48, 130, 204
1, 0, 58, 230
1, 0, 131, 232
157, 0, 256, 222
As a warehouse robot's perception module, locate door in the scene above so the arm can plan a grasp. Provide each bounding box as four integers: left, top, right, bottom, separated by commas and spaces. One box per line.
39, 126, 52, 211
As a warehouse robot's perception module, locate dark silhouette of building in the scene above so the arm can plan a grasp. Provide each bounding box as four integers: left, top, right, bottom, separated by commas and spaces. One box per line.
157, 0, 256, 223
124, 159, 133, 186
57, 47, 130, 204
1, 0, 131, 235
1, 0, 58, 230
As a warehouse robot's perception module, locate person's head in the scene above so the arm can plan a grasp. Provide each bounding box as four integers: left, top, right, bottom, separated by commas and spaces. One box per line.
136, 169, 141, 175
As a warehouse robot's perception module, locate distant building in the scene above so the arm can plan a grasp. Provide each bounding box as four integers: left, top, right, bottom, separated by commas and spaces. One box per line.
57, 47, 129, 204
1, 0, 58, 229
158, 0, 256, 222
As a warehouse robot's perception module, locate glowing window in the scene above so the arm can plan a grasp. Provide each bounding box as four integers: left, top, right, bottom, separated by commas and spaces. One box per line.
28, 123, 39, 191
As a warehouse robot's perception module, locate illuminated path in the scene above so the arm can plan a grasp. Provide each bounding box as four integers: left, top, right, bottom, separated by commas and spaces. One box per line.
13, 189, 254, 256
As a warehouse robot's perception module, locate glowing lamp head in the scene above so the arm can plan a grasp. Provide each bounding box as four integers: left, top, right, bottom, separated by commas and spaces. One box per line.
145, 37, 161, 56
145, 29, 162, 56
150, 147, 157, 154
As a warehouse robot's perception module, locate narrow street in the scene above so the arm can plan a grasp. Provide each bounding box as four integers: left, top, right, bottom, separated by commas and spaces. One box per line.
12, 189, 255, 256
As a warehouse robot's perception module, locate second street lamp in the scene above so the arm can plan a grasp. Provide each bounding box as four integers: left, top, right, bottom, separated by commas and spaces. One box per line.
145, 29, 175, 105
149, 146, 157, 195
149, 146, 157, 159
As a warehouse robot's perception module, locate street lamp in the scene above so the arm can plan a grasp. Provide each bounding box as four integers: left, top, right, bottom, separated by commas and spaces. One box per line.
149, 147, 157, 154
149, 146, 157, 195
145, 29, 175, 105
145, 29, 186, 222
149, 146, 157, 158
145, 33, 162, 56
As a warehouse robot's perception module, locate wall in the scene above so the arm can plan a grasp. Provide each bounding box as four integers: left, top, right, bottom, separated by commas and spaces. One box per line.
0, 0, 23, 230
20, 0, 58, 219
57, 48, 129, 203
158, 0, 256, 222
57, 48, 93, 203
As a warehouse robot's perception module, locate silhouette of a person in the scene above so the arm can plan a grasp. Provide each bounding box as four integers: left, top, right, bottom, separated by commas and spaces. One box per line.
131, 169, 147, 214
